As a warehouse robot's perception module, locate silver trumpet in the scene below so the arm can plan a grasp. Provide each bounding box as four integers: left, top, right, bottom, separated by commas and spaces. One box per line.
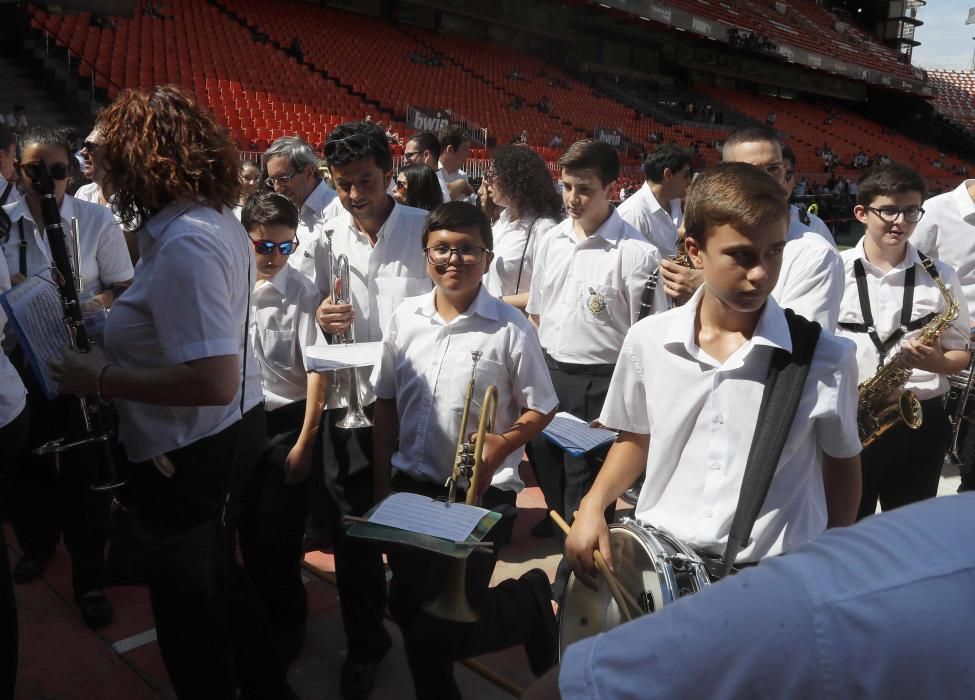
330, 244, 372, 430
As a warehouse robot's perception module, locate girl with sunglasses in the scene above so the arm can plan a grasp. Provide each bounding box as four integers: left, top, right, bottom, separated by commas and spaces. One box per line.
50, 86, 295, 698
392, 163, 444, 212
0, 126, 133, 632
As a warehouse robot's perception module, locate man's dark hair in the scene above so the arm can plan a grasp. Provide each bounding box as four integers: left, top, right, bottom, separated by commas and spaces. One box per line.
438, 125, 471, 153
721, 125, 781, 160
641, 144, 692, 183
781, 144, 797, 170
324, 121, 393, 172
407, 131, 442, 161
558, 139, 619, 186
856, 163, 926, 206
0, 124, 14, 152
422, 200, 493, 250
16, 126, 72, 161
241, 191, 301, 233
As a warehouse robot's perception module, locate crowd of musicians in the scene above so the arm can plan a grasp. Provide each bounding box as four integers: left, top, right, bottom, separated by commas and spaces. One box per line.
0, 84, 974, 699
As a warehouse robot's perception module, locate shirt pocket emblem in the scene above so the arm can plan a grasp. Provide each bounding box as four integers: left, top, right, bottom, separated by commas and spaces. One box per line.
586, 286, 608, 315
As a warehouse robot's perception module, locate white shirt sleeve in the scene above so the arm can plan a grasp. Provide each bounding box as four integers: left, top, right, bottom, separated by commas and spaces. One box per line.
598, 334, 651, 434
938, 263, 971, 351
911, 217, 938, 258
815, 339, 862, 459
94, 216, 134, 286
507, 322, 558, 415
525, 238, 548, 317
370, 311, 400, 400
775, 238, 843, 332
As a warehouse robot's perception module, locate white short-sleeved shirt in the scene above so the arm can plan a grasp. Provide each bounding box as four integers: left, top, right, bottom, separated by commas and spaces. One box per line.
305, 200, 432, 409
103, 202, 264, 463
0, 254, 27, 428
74, 182, 102, 204
485, 209, 559, 298
287, 180, 338, 280
526, 208, 664, 364
560, 493, 975, 700
599, 289, 861, 563
0, 175, 20, 207
251, 264, 326, 411
2, 195, 133, 296
836, 240, 970, 400
616, 182, 683, 257
371, 285, 558, 492
912, 180, 975, 315
774, 230, 844, 331
790, 204, 835, 247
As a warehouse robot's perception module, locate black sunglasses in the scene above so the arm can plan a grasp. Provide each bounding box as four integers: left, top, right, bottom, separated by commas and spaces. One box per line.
82, 141, 101, 154
323, 133, 381, 158
252, 238, 300, 256
21, 162, 69, 182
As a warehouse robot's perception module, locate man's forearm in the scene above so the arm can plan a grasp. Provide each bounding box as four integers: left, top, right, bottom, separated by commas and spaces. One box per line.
579, 432, 650, 514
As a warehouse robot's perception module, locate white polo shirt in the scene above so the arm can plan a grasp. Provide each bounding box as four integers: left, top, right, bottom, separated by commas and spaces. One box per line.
372, 285, 558, 491
0, 175, 21, 207
305, 200, 432, 409
251, 263, 326, 411
0, 254, 26, 428
790, 204, 835, 247
774, 229, 844, 332
600, 289, 861, 563
287, 179, 338, 280
526, 208, 663, 365
485, 209, 559, 298
74, 182, 102, 204
912, 180, 975, 316
616, 182, 683, 257
560, 493, 975, 700
2, 195, 133, 295
836, 240, 970, 400
103, 202, 264, 463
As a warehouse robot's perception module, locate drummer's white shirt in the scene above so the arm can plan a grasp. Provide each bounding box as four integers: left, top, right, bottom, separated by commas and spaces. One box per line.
371, 285, 558, 492
560, 493, 975, 700
912, 179, 975, 316
616, 182, 682, 257
774, 226, 843, 332
599, 288, 861, 563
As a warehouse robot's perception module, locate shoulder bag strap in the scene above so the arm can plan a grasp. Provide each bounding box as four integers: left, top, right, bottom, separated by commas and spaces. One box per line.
513, 216, 540, 295
0, 181, 12, 206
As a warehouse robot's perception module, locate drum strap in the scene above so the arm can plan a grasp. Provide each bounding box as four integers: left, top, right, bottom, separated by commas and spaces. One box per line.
720, 309, 821, 579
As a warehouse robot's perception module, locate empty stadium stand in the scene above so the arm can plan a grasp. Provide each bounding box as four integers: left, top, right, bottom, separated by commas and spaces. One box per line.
929, 69, 975, 135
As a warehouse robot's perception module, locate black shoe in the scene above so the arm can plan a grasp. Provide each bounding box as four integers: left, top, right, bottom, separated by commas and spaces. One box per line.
77, 590, 114, 630
340, 654, 384, 700
12, 554, 49, 584
530, 516, 555, 538
521, 568, 558, 676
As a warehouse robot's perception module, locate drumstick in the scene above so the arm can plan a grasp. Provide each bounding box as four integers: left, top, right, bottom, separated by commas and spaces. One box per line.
549, 510, 636, 622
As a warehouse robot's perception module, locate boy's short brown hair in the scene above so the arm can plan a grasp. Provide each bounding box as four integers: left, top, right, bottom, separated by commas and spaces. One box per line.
855, 163, 925, 207
682, 162, 789, 246
558, 139, 620, 186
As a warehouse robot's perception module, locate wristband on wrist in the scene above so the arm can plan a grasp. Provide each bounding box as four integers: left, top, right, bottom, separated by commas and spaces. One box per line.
95, 363, 113, 402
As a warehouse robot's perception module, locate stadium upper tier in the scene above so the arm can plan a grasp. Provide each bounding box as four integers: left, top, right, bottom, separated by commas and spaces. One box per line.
928, 69, 975, 135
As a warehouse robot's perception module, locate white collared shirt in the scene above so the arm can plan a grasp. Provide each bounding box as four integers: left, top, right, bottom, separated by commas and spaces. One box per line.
435, 169, 450, 203
371, 285, 558, 491
560, 494, 975, 700
600, 289, 861, 563
836, 240, 970, 400
526, 208, 663, 364
1, 195, 133, 295
912, 180, 975, 315
616, 182, 682, 257
0, 175, 20, 206
773, 229, 844, 332
287, 180, 338, 280
789, 204, 835, 247
0, 254, 26, 428
305, 200, 432, 409
103, 202, 264, 463
251, 264, 326, 411
485, 209, 559, 298
74, 182, 102, 204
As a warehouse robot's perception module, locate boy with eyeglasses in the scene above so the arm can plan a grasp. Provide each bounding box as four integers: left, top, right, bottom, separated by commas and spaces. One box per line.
836, 164, 971, 518
240, 191, 327, 666
371, 201, 559, 699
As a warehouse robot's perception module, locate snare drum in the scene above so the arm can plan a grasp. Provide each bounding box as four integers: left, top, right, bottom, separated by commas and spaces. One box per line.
558, 518, 710, 656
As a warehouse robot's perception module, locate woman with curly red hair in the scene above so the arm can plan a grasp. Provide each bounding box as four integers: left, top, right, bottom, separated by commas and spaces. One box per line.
52, 85, 293, 698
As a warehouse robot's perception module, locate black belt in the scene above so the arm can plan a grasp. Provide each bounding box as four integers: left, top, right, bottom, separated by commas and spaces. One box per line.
543, 352, 616, 377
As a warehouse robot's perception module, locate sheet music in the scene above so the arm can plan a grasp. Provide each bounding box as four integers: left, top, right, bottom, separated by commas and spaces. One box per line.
0, 272, 68, 399
542, 411, 618, 457
368, 492, 491, 542
305, 341, 383, 372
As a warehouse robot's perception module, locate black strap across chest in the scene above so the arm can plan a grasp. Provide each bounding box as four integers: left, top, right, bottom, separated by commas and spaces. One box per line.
837, 255, 939, 365
17, 218, 27, 277
513, 216, 540, 295
0, 181, 12, 206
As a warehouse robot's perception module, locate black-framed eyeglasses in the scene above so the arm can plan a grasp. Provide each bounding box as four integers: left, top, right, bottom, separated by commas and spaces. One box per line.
265, 171, 298, 189
402, 150, 421, 163
21, 162, 69, 181
865, 206, 925, 224
251, 238, 300, 256
323, 133, 381, 158
424, 245, 489, 265
763, 163, 784, 177
240, 173, 261, 184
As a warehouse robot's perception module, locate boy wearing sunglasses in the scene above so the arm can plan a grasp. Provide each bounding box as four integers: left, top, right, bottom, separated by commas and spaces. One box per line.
836, 164, 971, 518
240, 191, 328, 666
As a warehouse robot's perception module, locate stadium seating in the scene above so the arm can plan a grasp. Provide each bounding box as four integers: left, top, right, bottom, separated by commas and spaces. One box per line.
929, 69, 975, 135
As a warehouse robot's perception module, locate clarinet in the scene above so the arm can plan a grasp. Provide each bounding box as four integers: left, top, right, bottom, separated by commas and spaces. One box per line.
638, 232, 692, 320
28, 161, 125, 491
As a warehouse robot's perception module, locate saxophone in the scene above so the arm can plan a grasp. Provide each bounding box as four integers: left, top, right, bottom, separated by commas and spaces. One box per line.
857, 261, 960, 447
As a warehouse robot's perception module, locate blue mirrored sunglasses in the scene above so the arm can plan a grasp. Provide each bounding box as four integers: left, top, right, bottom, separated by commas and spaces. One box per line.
252, 239, 299, 256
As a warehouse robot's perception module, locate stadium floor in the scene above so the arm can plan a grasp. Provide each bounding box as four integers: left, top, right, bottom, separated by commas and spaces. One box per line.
8, 462, 962, 699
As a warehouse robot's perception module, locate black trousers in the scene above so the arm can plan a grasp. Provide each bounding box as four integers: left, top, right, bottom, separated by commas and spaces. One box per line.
124, 406, 288, 699
386, 472, 537, 700
858, 396, 951, 520
238, 401, 313, 666
8, 363, 110, 597
0, 405, 29, 700
528, 362, 614, 599
320, 405, 392, 662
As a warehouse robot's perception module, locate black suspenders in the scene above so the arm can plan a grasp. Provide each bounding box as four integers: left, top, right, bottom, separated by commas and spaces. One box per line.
17, 218, 27, 277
